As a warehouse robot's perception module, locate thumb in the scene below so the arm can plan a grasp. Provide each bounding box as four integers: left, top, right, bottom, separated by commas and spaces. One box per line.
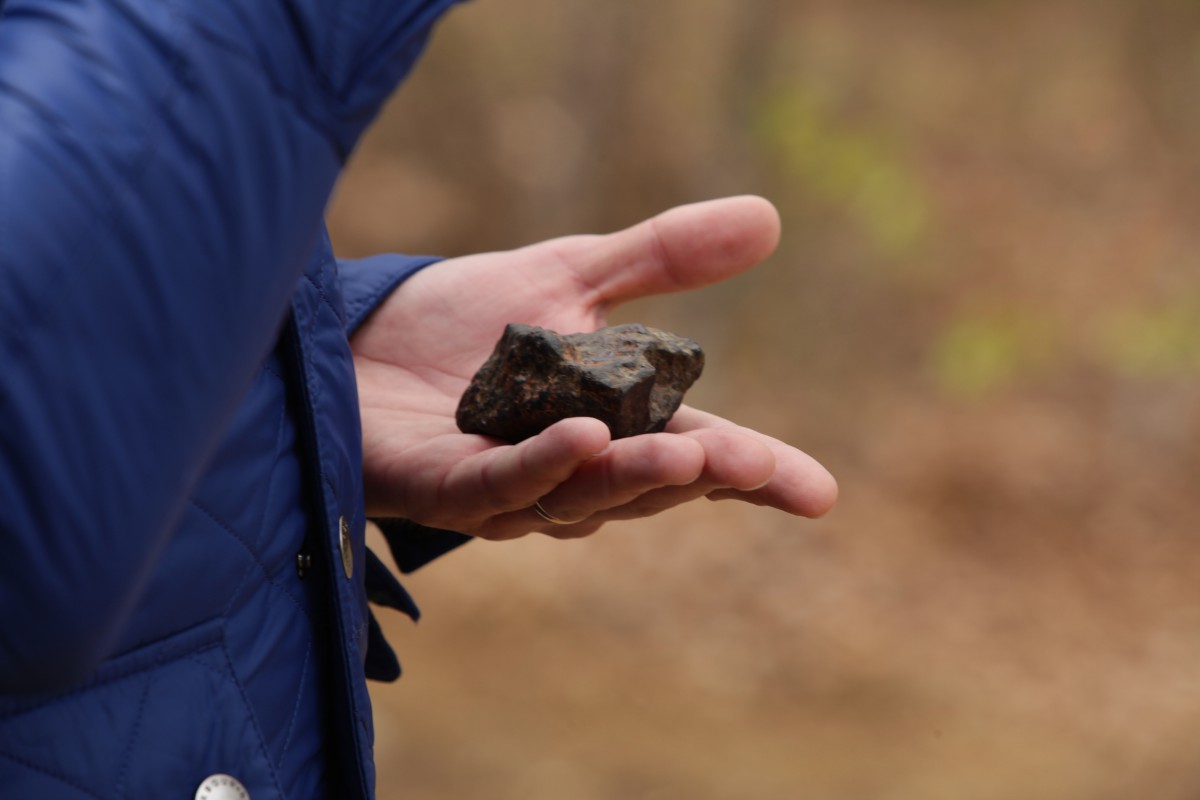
572, 195, 782, 307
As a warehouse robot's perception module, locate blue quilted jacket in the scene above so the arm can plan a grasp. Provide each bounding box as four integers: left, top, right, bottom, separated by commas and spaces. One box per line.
0, 0, 468, 797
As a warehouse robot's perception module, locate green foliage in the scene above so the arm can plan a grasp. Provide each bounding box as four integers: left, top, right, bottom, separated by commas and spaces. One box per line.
1098, 297, 1200, 378
929, 298, 1200, 399
754, 84, 930, 258
930, 312, 1053, 398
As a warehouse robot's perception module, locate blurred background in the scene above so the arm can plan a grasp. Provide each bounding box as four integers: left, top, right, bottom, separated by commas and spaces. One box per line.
327, 1, 1200, 797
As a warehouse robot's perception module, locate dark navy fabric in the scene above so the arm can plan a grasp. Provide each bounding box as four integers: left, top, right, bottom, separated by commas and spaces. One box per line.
0, 0, 466, 797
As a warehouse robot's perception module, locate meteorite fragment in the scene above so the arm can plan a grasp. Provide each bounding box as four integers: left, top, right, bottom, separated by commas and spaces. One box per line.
456, 323, 704, 442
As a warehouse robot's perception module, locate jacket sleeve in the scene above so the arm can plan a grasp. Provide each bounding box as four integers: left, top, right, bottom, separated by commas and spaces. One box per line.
0, 0, 461, 693
339, 253, 442, 336
339, 255, 473, 570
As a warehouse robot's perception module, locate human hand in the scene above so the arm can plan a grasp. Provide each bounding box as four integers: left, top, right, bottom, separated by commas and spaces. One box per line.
351, 196, 837, 539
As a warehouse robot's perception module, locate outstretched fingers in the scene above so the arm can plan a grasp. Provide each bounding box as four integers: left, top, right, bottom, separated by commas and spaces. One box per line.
667, 406, 839, 518
430, 417, 611, 533
396, 408, 834, 540
462, 405, 836, 539
575, 426, 777, 525
535, 433, 708, 520
477, 424, 783, 539
473, 432, 707, 539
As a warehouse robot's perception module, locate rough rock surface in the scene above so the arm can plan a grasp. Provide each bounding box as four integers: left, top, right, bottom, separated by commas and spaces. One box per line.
456, 323, 705, 442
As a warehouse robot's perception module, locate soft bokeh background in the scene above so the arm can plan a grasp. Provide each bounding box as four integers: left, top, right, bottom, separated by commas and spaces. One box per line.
327, 1, 1200, 797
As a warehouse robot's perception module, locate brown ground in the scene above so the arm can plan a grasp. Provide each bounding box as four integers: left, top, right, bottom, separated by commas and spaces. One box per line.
330, 1, 1200, 797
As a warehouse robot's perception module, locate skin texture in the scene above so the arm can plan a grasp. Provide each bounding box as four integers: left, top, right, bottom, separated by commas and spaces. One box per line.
351, 196, 838, 540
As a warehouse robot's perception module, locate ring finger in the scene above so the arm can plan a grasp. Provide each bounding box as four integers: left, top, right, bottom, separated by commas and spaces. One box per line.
532, 433, 707, 523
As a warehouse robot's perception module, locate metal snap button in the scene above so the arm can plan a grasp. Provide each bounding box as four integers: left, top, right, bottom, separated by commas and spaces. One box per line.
338, 516, 353, 579
195, 773, 249, 800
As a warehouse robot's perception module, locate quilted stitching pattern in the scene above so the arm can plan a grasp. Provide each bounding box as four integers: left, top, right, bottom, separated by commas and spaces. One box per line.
0, 621, 285, 799
0, 321, 329, 798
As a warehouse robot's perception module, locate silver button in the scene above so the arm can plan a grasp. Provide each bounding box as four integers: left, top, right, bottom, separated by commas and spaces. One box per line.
338, 516, 353, 579
195, 773, 249, 800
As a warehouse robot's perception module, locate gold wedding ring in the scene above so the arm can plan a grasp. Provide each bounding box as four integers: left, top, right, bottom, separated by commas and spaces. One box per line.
533, 500, 573, 525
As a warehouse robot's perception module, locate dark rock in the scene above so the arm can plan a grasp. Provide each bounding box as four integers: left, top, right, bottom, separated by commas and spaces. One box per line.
456, 323, 704, 442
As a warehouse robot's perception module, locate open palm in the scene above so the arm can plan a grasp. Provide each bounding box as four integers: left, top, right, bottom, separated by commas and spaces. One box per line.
351, 197, 837, 540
